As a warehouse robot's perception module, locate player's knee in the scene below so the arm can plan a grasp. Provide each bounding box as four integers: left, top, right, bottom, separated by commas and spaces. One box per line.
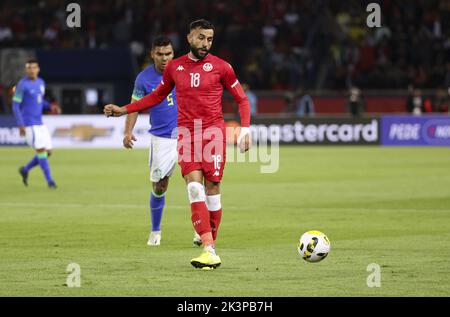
206, 194, 221, 211
206, 181, 220, 195
187, 182, 206, 203
153, 182, 167, 196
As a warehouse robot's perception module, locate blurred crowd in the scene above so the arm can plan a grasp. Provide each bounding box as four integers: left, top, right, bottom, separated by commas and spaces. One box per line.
1, 0, 450, 94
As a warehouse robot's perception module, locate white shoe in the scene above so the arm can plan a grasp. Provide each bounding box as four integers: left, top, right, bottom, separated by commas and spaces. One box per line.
193, 232, 202, 247
147, 231, 161, 246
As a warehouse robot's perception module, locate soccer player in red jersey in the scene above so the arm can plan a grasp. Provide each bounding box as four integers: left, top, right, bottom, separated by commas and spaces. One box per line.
104, 19, 251, 269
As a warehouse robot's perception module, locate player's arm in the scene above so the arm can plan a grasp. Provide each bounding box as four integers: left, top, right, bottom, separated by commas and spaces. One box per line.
222, 64, 251, 153
104, 63, 175, 117
123, 101, 139, 149
123, 74, 146, 149
11, 82, 26, 137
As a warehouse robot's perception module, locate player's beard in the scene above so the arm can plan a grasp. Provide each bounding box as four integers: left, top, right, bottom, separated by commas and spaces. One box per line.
190, 45, 209, 60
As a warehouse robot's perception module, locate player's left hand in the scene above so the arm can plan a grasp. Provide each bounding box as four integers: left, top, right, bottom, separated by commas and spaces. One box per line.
237, 127, 251, 153
104, 104, 126, 117
123, 133, 137, 149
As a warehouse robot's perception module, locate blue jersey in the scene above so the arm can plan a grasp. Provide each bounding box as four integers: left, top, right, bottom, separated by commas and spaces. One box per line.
132, 65, 177, 139
12, 77, 49, 127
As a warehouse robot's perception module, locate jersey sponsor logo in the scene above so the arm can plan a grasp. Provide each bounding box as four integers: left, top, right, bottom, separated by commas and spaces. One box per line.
176, 65, 185, 71
203, 63, 213, 72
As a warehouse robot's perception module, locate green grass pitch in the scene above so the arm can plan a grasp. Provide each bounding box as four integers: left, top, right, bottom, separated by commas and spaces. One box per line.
0, 146, 449, 296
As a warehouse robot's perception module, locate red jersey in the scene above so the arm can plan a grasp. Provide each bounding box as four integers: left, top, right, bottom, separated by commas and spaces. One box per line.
125, 53, 250, 134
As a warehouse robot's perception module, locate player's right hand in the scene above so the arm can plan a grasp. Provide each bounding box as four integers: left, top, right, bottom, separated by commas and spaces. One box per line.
104, 104, 126, 117
19, 126, 26, 137
123, 133, 137, 149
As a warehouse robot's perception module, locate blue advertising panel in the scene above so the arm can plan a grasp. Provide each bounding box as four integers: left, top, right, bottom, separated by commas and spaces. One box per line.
382, 116, 450, 146
0, 116, 26, 146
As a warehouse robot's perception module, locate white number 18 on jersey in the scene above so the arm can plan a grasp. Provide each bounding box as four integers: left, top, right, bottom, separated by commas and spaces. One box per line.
212, 154, 222, 171
190, 73, 200, 88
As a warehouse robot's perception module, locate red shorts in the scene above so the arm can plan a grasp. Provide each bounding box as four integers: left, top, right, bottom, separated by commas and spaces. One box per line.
178, 137, 226, 183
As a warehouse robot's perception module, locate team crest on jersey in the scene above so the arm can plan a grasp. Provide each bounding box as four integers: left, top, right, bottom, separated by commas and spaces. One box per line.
40, 85, 45, 94
203, 63, 213, 72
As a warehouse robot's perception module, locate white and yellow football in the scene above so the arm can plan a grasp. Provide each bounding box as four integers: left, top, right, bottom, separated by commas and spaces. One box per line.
297, 230, 331, 263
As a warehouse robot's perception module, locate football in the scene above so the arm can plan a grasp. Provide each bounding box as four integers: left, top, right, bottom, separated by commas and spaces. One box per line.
297, 230, 331, 263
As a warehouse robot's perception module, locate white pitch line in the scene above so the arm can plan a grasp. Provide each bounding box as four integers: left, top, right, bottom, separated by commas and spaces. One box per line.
0, 202, 240, 210
0, 202, 182, 209
0, 202, 443, 212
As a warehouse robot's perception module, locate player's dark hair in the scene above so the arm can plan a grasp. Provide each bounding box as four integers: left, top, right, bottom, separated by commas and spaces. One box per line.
25, 58, 39, 65
152, 35, 173, 49
189, 19, 215, 32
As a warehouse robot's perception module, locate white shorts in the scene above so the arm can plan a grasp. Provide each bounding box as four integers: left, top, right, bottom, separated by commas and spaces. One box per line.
25, 125, 52, 150
148, 134, 177, 182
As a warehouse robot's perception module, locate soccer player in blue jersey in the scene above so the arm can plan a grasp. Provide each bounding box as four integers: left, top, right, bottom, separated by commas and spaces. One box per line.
123, 36, 183, 246
13, 59, 58, 188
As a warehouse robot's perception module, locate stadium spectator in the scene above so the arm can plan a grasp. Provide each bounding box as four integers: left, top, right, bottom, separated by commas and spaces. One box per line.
0, 19, 13, 48
43, 20, 60, 47
347, 87, 365, 117
433, 88, 450, 113
295, 89, 315, 117
407, 88, 424, 115
423, 93, 434, 113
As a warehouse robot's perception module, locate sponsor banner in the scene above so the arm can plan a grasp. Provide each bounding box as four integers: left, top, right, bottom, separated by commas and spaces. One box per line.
245, 118, 380, 145
381, 116, 450, 146
45, 115, 152, 148
2, 116, 380, 147
0, 116, 27, 146
0, 115, 152, 148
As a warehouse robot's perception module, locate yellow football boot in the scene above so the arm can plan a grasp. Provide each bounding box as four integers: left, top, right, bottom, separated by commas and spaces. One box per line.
190, 251, 221, 269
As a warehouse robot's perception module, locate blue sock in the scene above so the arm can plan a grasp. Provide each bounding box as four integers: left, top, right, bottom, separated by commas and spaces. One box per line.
24, 155, 39, 172
150, 191, 165, 232
37, 153, 54, 184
